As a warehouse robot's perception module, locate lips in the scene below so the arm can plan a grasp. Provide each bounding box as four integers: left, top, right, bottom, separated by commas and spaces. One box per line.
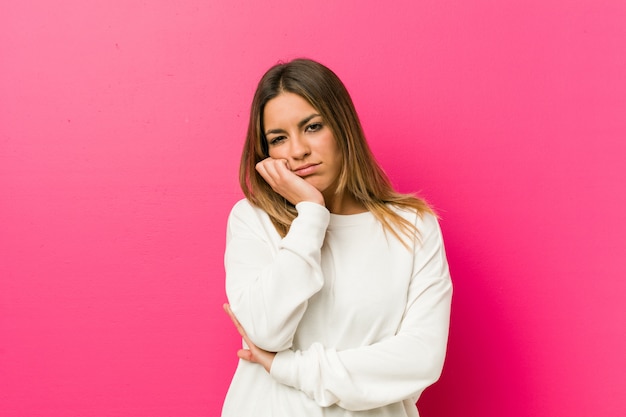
292, 163, 320, 177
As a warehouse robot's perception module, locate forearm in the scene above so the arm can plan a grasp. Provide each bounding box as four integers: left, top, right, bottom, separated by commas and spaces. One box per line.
225, 201, 330, 351
271, 336, 446, 410
269, 214, 452, 410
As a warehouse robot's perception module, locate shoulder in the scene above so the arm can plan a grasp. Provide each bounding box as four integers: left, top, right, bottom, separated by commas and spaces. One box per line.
226, 198, 282, 242
417, 211, 441, 234
228, 198, 271, 228
390, 204, 440, 229
229, 198, 255, 215
387, 204, 444, 250
229, 198, 266, 217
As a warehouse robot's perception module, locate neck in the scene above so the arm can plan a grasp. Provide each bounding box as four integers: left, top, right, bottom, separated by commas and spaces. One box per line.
324, 191, 367, 215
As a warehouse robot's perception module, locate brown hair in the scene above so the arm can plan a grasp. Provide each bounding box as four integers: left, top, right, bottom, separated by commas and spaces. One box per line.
240, 58, 433, 243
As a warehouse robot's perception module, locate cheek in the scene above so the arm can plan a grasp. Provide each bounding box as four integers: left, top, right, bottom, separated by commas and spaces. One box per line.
268, 147, 284, 159
327, 138, 342, 167
321, 132, 340, 155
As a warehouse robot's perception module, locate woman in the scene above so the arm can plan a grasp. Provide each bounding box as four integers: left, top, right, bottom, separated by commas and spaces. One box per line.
222, 58, 452, 417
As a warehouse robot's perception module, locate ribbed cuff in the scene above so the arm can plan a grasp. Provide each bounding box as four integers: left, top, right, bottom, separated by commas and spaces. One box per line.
280, 202, 330, 252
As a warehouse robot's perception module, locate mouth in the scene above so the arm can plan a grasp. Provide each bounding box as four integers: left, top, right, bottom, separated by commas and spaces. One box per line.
292, 163, 320, 177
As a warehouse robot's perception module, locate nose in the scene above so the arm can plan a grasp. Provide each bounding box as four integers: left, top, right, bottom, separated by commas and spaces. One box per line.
289, 134, 310, 161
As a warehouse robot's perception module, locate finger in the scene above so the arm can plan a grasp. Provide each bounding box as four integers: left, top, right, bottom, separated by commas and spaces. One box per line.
223, 303, 242, 331
261, 161, 280, 183
237, 349, 253, 361
224, 304, 257, 353
255, 159, 269, 177
256, 160, 282, 188
267, 160, 301, 193
275, 158, 292, 174
256, 157, 283, 173
223, 303, 247, 338
263, 158, 288, 181
257, 158, 289, 179
255, 161, 271, 185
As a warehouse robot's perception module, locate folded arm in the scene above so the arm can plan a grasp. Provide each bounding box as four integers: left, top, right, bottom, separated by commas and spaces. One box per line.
269, 214, 453, 410
225, 200, 330, 351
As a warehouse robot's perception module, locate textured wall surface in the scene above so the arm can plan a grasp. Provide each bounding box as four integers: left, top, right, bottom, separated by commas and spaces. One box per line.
1, 1, 625, 416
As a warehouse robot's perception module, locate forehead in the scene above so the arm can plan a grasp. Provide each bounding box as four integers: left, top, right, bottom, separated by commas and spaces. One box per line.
263, 92, 318, 127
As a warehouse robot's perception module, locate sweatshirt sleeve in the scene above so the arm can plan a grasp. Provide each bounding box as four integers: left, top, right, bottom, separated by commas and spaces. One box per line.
225, 200, 330, 352
269, 213, 452, 411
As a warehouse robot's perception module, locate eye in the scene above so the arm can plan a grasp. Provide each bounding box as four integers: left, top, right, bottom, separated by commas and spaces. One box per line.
305, 122, 323, 133
268, 136, 286, 146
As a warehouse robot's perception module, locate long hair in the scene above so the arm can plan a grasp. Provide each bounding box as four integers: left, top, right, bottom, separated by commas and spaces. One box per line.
240, 58, 433, 243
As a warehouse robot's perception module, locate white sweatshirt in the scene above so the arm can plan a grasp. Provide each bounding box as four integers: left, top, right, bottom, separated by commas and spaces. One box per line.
222, 199, 452, 417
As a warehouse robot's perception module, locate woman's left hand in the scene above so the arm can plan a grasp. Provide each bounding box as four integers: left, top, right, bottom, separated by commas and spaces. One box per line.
223, 303, 276, 373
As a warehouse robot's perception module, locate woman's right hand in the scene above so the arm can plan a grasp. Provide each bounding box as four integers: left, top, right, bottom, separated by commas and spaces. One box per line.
224, 304, 276, 373
256, 158, 324, 206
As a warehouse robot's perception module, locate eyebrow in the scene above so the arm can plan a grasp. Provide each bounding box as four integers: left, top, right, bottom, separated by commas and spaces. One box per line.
265, 113, 321, 136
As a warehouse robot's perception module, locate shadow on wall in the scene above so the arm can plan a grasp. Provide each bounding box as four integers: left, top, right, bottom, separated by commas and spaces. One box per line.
417, 234, 532, 416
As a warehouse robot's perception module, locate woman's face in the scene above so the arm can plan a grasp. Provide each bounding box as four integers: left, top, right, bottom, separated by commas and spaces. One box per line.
263, 92, 342, 200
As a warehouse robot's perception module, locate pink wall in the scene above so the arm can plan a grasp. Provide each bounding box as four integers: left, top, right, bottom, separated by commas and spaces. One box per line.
1, 1, 624, 416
